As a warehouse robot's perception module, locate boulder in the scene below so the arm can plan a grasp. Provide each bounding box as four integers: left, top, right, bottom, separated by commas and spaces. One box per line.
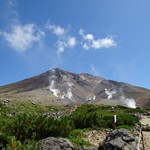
77, 144, 96, 150
41, 137, 74, 150
98, 129, 136, 150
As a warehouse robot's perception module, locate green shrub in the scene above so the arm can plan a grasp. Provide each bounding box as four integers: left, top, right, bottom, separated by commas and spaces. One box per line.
0, 132, 8, 149
72, 112, 100, 128
2, 136, 41, 150
116, 113, 139, 126
68, 129, 91, 148
72, 105, 139, 129
1, 113, 74, 142
0, 104, 141, 149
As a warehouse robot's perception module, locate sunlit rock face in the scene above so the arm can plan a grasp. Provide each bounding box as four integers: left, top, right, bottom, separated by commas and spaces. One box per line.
48, 68, 103, 102
48, 68, 149, 107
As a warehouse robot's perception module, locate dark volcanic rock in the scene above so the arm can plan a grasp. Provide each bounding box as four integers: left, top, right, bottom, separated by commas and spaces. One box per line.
98, 129, 136, 150
41, 137, 74, 150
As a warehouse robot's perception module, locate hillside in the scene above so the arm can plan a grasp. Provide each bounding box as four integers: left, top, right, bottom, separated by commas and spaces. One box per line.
0, 68, 150, 109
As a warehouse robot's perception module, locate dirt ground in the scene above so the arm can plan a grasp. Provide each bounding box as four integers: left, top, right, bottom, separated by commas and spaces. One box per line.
83, 130, 107, 147
142, 131, 150, 150
83, 116, 150, 149
140, 115, 150, 150
140, 115, 150, 126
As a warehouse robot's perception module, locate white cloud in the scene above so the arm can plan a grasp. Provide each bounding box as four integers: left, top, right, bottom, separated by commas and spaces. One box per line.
47, 25, 65, 36
92, 37, 116, 49
1, 24, 45, 52
83, 43, 90, 50
47, 23, 76, 54
90, 66, 99, 76
56, 36, 76, 54
56, 41, 65, 53
67, 36, 76, 47
85, 34, 94, 41
79, 28, 117, 50
79, 29, 84, 36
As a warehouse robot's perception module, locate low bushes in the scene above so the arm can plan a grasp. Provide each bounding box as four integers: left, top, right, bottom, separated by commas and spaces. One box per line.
0, 104, 141, 149
0, 114, 74, 149
2, 136, 41, 150
72, 111, 138, 129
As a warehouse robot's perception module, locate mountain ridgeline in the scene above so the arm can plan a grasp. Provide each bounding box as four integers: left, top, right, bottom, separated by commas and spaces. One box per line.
0, 68, 150, 109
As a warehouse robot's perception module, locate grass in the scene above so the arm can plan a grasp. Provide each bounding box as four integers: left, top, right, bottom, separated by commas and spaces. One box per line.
0, 99, 63, 124
0, 99, 63, 112
73, 104, 147, 116
68, 129, 91, 149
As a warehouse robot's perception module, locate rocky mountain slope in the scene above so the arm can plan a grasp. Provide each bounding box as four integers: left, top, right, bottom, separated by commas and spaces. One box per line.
0, 68, 150, 108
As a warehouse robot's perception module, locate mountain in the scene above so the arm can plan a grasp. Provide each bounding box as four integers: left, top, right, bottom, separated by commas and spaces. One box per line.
0, 68, 150, 109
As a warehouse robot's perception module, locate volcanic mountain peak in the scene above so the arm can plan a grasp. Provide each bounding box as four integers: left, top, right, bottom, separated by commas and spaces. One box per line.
0, 68, 150, 109
48, 68, 104, 102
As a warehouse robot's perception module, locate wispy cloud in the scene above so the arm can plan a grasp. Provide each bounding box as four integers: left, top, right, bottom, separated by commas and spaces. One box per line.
56, 36, 76, 53
0, 1, 116, 55
79, 29, 117, 50
90, 65, 100, 76
47, 23, 76, 54
47, 24, 65, 36
0, 0, 19, 25
0, 24, 45, 52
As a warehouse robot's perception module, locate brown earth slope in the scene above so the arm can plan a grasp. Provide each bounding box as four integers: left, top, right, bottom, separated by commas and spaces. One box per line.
0, 68, 150, 108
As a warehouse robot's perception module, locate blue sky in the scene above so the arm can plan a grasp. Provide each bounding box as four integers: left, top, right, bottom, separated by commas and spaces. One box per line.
0, 0, 150, 89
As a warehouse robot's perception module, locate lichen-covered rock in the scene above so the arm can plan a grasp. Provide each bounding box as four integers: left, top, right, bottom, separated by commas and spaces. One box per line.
41, 137, 74, 150
98, 129, 136, 150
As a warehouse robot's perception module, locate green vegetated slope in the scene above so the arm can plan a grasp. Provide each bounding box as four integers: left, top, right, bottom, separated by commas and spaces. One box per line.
0, 102, 148, 149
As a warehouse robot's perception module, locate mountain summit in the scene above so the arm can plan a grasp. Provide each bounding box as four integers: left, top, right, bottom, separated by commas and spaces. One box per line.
0, 68, 150, 109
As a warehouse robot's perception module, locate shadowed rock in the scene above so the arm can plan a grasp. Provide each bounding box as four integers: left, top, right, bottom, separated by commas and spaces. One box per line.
98, 129, 136, 150
41, 137, 74, 150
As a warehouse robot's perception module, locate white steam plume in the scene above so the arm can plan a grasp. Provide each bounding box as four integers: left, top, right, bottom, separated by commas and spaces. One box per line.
86, 95, 96, 101
104, 87, 136, 108
105, 88, 116, 99
49, 80, 60, 97
118, 86, 136, 108
49, 69, 61, 97
61, 75, 73, 100
120, 96, 136, 108
49, 70, 73, 100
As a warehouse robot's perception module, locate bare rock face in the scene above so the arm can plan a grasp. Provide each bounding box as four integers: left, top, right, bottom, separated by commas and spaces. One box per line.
41, 137, 74, 150
98, 129, 136, 150
1, 68, 150, 108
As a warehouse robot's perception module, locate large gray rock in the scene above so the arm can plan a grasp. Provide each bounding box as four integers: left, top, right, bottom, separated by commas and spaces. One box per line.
77, 144, 96, 150
41, 137, 74, 150
98, 129, 136, 150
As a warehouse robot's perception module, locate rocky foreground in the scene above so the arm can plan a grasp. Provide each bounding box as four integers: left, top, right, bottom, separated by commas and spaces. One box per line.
40, 113, 150, 150
40, 129, 138, 150
140, 114, 150, 150
0, 100, 149, 149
